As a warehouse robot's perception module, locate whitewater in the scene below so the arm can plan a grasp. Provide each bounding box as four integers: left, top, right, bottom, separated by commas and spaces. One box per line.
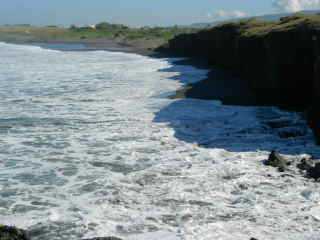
0, 42, 320, 240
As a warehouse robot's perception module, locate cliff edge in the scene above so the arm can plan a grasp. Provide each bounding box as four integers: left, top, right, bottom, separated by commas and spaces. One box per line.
158, 13, 320, 143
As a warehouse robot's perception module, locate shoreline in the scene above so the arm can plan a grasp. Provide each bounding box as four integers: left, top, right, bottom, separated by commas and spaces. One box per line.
16, 40, 258, 106
5, 39, 155, 56
83, 41, 260, 106
1, 36, 320, 240
2, 39, 297, 109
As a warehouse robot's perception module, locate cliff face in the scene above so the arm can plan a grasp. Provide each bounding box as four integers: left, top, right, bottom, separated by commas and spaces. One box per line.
158, 14, 320, 143
309, 48, 320, 144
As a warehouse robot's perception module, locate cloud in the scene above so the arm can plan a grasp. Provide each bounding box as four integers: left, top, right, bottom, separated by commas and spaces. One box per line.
208, 10, 248, 19
273, 0, 320, 12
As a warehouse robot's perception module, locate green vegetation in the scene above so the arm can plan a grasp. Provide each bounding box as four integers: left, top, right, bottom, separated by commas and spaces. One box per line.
68, 23, 195, 41
195, 13, 320, 39
0, 22, 197, 49
0, 14, 318, 46
0, 25, 75, 42
235, 13, 320, 37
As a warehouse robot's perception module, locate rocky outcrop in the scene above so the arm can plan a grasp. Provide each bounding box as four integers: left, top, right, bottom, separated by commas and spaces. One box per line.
297, 158, 314, 171
0, 225, 30, 240
263, 152, 320, 180
307, 162, 320, 180
158, 14, 320, 143
264, 151, 290, 172
0, 225, 124, 240
297, 158, 320, 180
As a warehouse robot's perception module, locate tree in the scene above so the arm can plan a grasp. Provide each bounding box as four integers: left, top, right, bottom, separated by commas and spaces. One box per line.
69, 24, 77, 30
95, 22, 110, 30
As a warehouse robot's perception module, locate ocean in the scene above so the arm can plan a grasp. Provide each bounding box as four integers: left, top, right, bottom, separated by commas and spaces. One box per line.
0, 42, 320, 240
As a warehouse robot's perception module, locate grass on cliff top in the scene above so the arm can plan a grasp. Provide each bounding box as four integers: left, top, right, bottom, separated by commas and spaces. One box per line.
238, 13, 320, 37
0, 23, 197, 44
0, 25, 75, 42
209, 13, 320, 38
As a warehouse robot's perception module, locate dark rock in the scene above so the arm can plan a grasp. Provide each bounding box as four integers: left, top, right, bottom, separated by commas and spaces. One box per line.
307, 162, 320, 180
157, 14, 320, 145
264, 151, 288, 172
311, 42, 320, 144
297, 158, 314, 171
159, 16, 320, 109
0, 225, 30, 240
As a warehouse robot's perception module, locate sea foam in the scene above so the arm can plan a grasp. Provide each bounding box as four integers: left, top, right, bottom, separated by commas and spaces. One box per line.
0, 42, 319, 240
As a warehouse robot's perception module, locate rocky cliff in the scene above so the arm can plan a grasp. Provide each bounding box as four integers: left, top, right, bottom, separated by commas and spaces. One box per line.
158, 14, 320, 143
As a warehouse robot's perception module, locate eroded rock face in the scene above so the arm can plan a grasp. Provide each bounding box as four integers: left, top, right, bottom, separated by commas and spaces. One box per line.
162, 17, 320, 108
309, 51, 320, 145
0, 225, 29, 240
158, 15, 320, 144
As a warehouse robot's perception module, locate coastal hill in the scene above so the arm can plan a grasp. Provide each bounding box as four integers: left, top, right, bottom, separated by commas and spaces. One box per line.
188, 10, 320, 28
158, 13, 320, 143
0, 23, 196, 54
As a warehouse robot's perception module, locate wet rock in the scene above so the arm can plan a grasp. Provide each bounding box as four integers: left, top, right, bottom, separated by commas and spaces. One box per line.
0, 225, 30, 240
307, 162, 320, 180
264, 151, 288, 172
297, 158, 314, 171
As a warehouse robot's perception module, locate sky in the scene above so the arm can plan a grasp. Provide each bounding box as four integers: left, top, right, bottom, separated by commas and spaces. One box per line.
0, 0, 319, 27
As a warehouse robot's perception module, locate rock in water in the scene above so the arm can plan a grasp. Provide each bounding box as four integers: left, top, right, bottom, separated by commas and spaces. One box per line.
297, 158, 314, 171
265, 151, 288, 172
0, 225, 29, 240
307, 162, 320, 180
